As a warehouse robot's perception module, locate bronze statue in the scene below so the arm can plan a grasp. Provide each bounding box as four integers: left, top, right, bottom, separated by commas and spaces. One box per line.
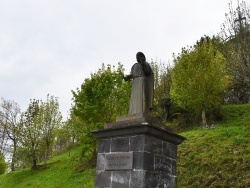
124, 52, 154, 116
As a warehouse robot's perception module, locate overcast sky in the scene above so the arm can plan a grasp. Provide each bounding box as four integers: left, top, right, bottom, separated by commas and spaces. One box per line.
0, 0, 244, 119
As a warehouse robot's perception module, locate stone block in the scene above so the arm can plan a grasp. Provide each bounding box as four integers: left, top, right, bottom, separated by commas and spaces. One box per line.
111, 171, 131, 188
163, 141, 177, 159
111, 137, 129, 152
94, 170, 111, 188
160, 173, 172, 188
142, 172, 176, 188
171, 160, 177, 176
144, 135, 163, 155
96, 154, 105, 170
130, 135, 145, 151
98, 139, 111, 153
154, 155, 172, 173
133, 152, 154, 171
144, 171, 161, 188
130, 171, 144, 188
143, 152, 155, 171
133, 152, 144, 170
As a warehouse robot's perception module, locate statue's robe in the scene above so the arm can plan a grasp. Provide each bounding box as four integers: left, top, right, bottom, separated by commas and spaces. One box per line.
128, 62, 154, 116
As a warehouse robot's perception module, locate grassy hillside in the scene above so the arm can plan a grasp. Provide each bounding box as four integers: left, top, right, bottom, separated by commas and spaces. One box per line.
178, 104, 250, 187
0, 104, 249, 188
0, 147, 95, 188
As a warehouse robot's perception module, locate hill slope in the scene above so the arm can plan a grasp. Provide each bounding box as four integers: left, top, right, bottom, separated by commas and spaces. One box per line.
0, 104, 249, 188
178, 104, 250, 187
0, 147, 95, 188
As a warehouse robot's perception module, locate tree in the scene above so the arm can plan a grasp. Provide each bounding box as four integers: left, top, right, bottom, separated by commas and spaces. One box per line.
18, 95, 62, 169
171, 37, 229, 127
53, 123, 72, 153
40, 95, 62, 165
0, 98, 21, 171
220, 0, 250, 103
72, 63, 131, 127
65, 112, 85, 145
19, 99, 43, 169
150, 61, 175, 121
71, 63, 131, 161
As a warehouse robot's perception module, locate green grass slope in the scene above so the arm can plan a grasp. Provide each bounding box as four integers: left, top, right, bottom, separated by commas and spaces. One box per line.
0, 147, 95, 188
178, 104, 250, 187
0, 104, 249, 188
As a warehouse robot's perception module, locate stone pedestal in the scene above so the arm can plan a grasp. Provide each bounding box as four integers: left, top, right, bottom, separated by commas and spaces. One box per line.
92, 117, 185, 188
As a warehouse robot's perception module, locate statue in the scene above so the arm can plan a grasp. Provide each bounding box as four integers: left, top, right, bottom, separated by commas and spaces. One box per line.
124, 52, 154, 116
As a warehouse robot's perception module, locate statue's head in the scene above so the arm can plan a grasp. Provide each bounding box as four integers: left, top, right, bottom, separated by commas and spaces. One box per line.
136, 52, 146, 63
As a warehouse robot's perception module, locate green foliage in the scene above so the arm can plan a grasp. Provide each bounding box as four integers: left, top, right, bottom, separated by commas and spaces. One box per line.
150, 61, 176, 121
171, 36, 229, 125
71, 64, 130, 131
0, 98, 21, 171
39, 95, 62, 163
18, 96, 62, 169
0, 152, 7, 174
19, 99, 44, 169
53, 124, 72, 153
72, 63, 131, 126
70, 63, 131, 164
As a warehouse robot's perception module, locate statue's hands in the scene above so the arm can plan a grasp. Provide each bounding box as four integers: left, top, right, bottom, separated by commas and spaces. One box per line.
123, 75, 131, 81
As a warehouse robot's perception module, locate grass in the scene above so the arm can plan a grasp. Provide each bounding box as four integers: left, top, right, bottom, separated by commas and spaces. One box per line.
0, 146, 95, 188
0, 104, 249, 187
178, 104, 250, 187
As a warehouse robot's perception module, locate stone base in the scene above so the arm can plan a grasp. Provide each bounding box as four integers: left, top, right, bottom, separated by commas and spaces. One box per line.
92, 119, 185, 188
106, 114, 173, 132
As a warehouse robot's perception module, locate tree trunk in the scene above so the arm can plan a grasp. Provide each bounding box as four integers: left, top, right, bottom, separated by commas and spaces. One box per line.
10, 158, 15, 171
32, 157, 37, 170
201, 105, 207, 127
44, 139, 50, 166
11, 140, 16, 171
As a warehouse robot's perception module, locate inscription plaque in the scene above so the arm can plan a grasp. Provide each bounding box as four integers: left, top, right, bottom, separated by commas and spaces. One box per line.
105, 152, 133, 170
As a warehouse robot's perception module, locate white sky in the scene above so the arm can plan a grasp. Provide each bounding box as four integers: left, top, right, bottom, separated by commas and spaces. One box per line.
0, 0, 245, 119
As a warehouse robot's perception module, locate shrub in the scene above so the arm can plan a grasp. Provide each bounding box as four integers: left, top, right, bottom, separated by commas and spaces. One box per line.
0, 152, 7, 174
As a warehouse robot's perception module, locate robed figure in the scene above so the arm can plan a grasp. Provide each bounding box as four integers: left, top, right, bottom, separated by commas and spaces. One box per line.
124, 52, 154, 116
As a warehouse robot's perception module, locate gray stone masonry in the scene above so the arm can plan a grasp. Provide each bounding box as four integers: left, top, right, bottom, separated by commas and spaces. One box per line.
92, 117, 185, 188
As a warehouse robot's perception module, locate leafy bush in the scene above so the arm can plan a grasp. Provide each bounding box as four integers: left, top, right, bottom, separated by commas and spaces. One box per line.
0, 153, 7, 174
